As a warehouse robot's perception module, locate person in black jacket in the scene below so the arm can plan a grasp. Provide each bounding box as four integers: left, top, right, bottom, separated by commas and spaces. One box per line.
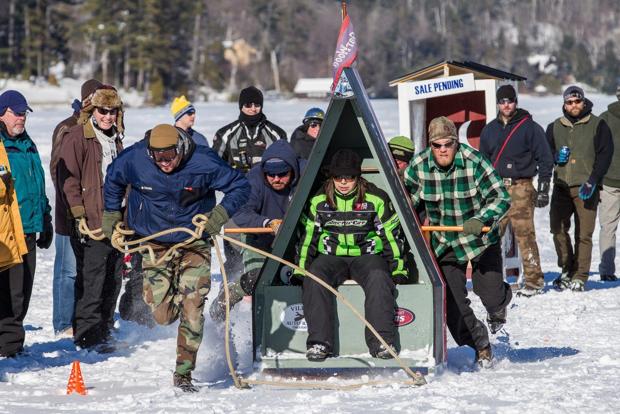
290, 107, 324, 159
480, 85, 553, 297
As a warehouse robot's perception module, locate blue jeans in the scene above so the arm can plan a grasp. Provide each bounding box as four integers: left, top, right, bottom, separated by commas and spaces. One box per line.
52, 234, 76, 333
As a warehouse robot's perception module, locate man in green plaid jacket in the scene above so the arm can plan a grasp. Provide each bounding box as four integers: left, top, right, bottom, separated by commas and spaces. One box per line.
403, 116, 512, 368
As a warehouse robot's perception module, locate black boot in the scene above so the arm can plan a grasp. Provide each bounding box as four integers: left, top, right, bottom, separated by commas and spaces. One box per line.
173, 372, 199, 393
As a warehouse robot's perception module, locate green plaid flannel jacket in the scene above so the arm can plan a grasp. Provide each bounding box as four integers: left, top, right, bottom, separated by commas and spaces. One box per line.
404, 143, 510, 263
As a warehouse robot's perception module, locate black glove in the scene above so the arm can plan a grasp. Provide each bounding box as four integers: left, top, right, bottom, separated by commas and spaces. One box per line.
101, 210, 122, 239
240, 269, 260, 295
463, 218, 484, 236
203, 205, 229, 237
534, 181, 550, 208
36, 215, 53, 249
0, 170, 12, 190
289, 270, 304, 286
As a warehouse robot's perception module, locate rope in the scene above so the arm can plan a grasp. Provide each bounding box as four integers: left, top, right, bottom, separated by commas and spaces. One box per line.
78, 217, 105, 241
218, 234, 427, 389
106, 215, 427, 389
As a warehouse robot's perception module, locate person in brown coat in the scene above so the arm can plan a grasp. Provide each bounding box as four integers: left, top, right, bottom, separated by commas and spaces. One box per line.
50, 79, 102, 336
58, 85, 124, 351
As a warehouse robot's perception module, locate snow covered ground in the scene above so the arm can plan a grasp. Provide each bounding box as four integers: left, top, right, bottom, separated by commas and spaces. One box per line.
1, 94, 619, 413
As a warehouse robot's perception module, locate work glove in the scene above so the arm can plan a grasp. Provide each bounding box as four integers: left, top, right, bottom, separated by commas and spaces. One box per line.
463, 218, 484, 236
102, 210, 123, 240
203, 204, 229, 237
267, 218, 282, 234
240, 269, 260, 295
555, 146, 570, 165
578, 178, 597, 200
36, 215, 54, 249
534, 181, 550, 208
392, 269, 409, 284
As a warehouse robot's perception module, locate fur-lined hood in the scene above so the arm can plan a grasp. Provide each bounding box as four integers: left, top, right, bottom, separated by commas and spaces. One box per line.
78, 88, 124, 133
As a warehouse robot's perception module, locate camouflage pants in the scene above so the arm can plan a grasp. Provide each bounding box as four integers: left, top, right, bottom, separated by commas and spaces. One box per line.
550, 184, 598, 282
500, 179, 544, 289
141, 240, 212, 376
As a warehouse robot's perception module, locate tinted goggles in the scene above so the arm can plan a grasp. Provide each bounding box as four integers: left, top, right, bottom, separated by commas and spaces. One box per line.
150, 147, 178, 163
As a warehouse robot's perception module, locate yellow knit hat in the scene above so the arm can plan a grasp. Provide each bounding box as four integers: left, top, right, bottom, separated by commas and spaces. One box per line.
170, 96, 195, 121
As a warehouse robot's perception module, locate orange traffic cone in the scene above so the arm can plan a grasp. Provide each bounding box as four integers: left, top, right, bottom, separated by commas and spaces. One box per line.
66, 360, 87, 395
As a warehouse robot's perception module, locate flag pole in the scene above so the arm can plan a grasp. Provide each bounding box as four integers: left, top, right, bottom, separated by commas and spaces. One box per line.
341, 1, 347, 21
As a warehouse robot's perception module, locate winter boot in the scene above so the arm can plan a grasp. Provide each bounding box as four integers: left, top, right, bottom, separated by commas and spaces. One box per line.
486, 307, 507, 334
600, 274, 618, 282
306, 343, 331, 362
553, 273, 571, 291
569, 279, 585, 292
173, 372, 199, 393
371, 343, 397, 359
209, 282, 246, 323
475, 345, 494, 369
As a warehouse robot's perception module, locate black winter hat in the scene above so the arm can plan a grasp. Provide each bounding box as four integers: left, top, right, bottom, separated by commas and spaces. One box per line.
328, 149, 362, 177
563, 85, 585, 102
238, 86, 264, 109
496, 85, 517, 102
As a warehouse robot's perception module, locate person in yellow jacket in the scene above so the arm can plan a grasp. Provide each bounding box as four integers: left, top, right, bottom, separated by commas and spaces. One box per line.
0, 141, 27, 271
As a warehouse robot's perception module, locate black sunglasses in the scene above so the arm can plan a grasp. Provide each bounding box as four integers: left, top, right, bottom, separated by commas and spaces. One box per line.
565, 99, 583, 106
96, 107, 118, 116
266, 171, 289, 178
333, 175, 357, 181
497, 98, 516, 105
243, 103, 261, 109
308, 121, 322, 128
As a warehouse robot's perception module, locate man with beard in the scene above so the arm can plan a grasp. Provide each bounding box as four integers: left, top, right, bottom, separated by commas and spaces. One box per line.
0, 90, 53, 357
480, 85, 553, 297
546, 86, 613, 291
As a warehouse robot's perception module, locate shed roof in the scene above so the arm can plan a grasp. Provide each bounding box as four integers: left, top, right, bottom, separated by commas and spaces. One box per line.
389, 60, 526, 86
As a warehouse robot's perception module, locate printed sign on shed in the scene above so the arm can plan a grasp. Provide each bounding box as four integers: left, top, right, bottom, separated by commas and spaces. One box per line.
406, 73, 475, 101
280, 303, 308, 331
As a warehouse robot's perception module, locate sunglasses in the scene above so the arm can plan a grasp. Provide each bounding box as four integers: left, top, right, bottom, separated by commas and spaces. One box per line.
243, 103, 262, 109
333, 175, 357, 182
497, 98, 516, 105
565, 99, 583, 106
308, 121, 322, 128
96, 107, 118, 116
266, 171, 290, 178
430, 140, 457, 149
150, 147, 178, 163
6, 108, 28, 117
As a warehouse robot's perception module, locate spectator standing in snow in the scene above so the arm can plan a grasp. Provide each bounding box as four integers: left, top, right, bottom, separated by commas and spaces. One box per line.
58, 85, 124, 350
296, 149, 407, 362
102, 124, 248, 392
546, 86, 613, 292
0, 90, 53, 358
404, 116, 512, 367
212, 86, 287, 280
479, 85, 554, 297
597, 85, 620, 282
170, 95, 208, 146
290, 107, 324, 159
209, 140, 306, 321
49, 78, 102, 336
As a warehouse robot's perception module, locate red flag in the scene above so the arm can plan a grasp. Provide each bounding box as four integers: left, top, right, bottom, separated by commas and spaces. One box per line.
330, 15, 358, 92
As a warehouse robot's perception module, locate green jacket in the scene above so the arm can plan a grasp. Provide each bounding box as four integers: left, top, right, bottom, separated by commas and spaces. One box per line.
601, 101, 620, 187
297, 181, 405, 278
404, 143, 510, 263
0, 124, 51, 234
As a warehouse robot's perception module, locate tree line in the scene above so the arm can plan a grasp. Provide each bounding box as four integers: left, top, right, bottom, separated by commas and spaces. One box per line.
0, 0, 618, 102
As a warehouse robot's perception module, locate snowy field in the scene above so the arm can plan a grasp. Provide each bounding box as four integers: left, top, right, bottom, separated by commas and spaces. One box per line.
1, 93, 620, 413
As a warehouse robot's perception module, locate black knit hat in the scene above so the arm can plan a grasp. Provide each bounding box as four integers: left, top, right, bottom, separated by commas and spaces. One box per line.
328, 149, 362, 177
563, 85, 585, 102
496, 85, 517, 102
238, 86, 263, 109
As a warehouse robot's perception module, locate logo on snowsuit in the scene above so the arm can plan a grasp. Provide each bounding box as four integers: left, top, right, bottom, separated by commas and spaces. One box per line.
394, 307, 415, 327
280, 303, 307, 331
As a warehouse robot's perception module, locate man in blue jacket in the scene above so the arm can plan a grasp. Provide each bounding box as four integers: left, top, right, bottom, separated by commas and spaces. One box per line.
102, 124, 249, 392
210, 140, 306, 321
480, 85, 554, 297
0, 90, 53, 358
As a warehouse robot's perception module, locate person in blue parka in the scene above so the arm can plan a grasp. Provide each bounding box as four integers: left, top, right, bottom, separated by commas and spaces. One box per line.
102, 124, 248, 392
210, 139, 306, 321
